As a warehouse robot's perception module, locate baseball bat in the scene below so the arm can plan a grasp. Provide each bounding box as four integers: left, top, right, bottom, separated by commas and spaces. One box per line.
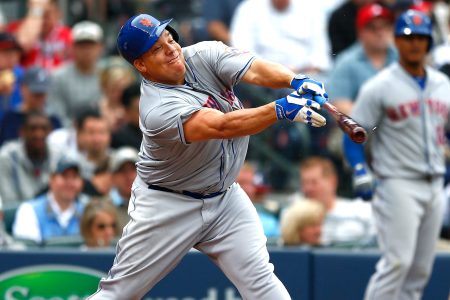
323, 102, 368, 144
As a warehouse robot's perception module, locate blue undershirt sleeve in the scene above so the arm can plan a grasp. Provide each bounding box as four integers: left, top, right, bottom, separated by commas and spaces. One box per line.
343, 134, 367, 168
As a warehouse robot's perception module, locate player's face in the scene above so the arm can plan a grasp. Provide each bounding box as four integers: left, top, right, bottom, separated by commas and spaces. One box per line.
395, 35, 429, 67
134, 31, 185, 85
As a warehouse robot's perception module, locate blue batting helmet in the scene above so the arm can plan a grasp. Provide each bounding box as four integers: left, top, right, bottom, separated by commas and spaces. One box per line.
394, 9, 433, 49
117, 14, 179, 64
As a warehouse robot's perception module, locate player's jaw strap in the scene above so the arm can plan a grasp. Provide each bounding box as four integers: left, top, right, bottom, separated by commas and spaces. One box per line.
148, 184, 226, 199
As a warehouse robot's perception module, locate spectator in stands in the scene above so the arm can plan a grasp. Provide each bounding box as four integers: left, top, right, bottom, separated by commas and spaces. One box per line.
80, 198, 119, 249
280, 199, 325, 246
432, 9, 450, 76
7, 0, 72, 70
328, 0, 375, 56
111, 83, 142, 150
0, 32, 24, 122
12, 156, 85, 244
237, 162, 280, 238
0, 112, 62, 207
109, 147, 138, 229
297, 156, 376, 247
230, 0, 331, 77
48, 107, 112, 180
82, 159, 112, 197
327, 3, 397, 115
99, 58, 136, 132
0, 66, 61, 145
47, 20, 103, 127
203, 0, 242, 45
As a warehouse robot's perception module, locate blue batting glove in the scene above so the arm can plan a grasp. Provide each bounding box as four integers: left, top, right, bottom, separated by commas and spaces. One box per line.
275, 91, 326, 127
290, 74, 328, 105
353, 163, 375, 201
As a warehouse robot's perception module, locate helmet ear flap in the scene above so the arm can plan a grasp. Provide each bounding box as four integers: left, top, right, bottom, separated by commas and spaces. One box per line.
166, 25, 179, 43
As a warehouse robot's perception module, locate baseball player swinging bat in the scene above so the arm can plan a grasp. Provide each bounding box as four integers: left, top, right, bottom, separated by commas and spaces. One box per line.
323, 102, 368, 143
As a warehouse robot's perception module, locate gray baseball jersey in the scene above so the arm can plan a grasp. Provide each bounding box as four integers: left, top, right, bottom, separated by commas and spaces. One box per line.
88, 41, 292, 300
352, 62, 450, 178
352, 62, 450, 300
137, 41, 255, 193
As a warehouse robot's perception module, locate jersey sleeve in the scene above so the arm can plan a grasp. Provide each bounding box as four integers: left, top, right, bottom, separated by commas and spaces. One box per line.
141, 96, 202, 146
202, 41, 256, 87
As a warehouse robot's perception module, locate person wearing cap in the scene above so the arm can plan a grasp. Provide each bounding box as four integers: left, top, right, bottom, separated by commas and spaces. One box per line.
0, 66, 61, 145
88, 12, 329, 300
108, 147, 139, 229
12, 156, 85, 244
47, 20, 103, 127
6, 0, 72, 70
327, 2, 397, 116
0, 32, 24, 122
343, 10, 450, 299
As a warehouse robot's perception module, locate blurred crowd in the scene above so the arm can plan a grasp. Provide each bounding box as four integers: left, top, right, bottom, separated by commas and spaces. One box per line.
0, 0, 449, 250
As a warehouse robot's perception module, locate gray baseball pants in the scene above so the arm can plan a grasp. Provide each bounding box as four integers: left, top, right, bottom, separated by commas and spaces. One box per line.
88, 176, 291, 300
364, 177, 444, 300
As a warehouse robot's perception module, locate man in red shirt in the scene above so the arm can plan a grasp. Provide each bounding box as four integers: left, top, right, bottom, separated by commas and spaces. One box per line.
7, 0, 72, 70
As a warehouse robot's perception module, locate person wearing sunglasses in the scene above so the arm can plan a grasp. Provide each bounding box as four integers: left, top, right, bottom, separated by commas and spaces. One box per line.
80, 197, 119, 249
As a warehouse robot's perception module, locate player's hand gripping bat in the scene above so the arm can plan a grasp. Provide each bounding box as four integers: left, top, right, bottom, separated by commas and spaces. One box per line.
322, 102, 368, 144
292, 76, 367, 143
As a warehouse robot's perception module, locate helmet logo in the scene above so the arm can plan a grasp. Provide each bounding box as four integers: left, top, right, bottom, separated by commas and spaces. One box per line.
412, 14, 422, 25
139, 18, 154, 27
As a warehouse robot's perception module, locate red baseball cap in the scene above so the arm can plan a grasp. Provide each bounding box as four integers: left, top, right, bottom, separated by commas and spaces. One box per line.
356, 3, 394, 31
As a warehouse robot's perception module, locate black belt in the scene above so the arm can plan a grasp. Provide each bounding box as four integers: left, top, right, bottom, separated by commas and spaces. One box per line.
148, 184, 226, 199
423, 174, 442, 182
378, 174, 442, 183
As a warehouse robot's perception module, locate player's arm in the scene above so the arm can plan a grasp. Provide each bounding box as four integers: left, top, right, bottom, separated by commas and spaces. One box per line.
241, 58, 295, 89
241, 58, 329, 100
342, 81, 382, 201
184, 91, 326, 142
184, 103, 277, 142
343, 135, 374, 201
